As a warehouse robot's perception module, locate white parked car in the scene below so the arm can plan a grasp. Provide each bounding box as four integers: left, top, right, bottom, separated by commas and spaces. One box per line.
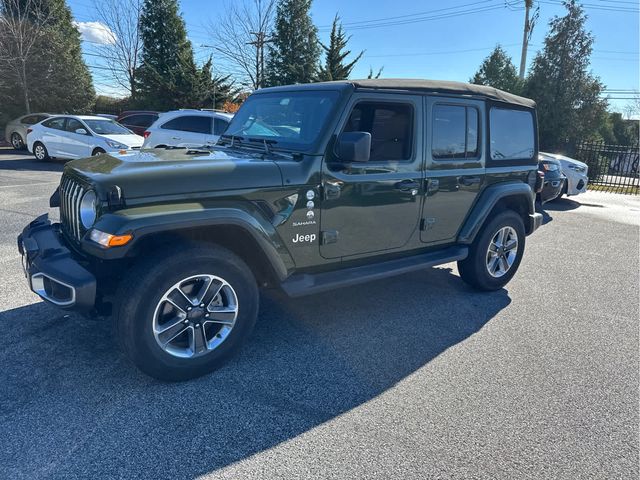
142, 110, 232, 148
540, 152, 589, 197
27, 115, 143, 161
4, 113, 51, 150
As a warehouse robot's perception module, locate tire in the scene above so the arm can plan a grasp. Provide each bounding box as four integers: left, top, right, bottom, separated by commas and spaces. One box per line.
457, 210, 526, 291
114, 244, 259, 381
33, 142, 50, 161
92, 147, 106, 156
11, 132, 25, 150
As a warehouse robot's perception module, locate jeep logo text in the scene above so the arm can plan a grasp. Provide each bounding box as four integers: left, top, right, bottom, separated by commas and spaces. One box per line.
292, 233, 316, 244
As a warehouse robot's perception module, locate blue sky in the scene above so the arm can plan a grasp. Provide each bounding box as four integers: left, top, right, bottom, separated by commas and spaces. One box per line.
69, 0, 639, 114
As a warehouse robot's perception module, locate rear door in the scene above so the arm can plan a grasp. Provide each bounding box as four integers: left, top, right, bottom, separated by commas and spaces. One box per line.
40, 117, 68, 156
420, 97, 485, 244
320, 93, 424, 259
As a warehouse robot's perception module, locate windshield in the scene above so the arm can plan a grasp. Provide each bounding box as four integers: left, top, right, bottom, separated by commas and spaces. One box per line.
84, 119, 132, 135
224, 90, 340, 149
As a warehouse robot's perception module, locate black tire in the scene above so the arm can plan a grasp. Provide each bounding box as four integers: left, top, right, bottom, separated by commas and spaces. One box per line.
33, 141, 50, 161
11, 132, 25, 150
457, 210, 526, 291
92, 147, 106, 156
114, 244, 259, 381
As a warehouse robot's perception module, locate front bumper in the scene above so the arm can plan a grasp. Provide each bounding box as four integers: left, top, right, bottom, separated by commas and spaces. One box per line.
529, 212, 543, 234
17, 214, 96, 311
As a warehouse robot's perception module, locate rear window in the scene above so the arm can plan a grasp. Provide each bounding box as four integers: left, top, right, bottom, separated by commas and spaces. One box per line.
432, 105, 479, 159
121, 114, 157, 128
162, 115, 212, 134
489, 108, 534, 160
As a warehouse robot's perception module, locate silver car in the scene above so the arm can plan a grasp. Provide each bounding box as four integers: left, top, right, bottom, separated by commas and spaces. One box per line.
4, 113, 51, 150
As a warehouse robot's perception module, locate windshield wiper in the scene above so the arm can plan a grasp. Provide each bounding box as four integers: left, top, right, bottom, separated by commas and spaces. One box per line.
218, 133, 246, 147
247, 138, 278, 155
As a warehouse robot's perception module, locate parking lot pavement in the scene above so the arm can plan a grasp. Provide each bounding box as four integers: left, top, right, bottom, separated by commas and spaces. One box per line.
0, 150, 638, 479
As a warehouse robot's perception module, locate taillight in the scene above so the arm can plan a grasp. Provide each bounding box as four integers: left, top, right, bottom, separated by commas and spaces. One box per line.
143, 131, 150, 139
27, 128, 32, 135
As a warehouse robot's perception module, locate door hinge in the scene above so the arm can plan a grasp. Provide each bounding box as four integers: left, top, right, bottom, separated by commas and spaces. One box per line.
420, 218, 436, 231
321, 230, 339, 245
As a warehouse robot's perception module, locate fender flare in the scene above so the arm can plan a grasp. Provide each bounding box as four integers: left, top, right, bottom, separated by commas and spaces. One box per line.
81, 204, 295, 281
457, 182, 536, 244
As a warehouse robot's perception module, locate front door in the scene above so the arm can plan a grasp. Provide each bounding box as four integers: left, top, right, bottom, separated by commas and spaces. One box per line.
320, 94, 424, 259
420, 97, 486, 244
63, 118, 92, 158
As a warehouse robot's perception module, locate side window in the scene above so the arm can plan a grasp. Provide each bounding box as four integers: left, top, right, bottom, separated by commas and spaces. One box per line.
213, 118, 229, 135
432, 104, 479, 159
343, 102, 413, 161
489, 108, 534, 160
120, 115, 143, 126
66, 118, 85, 133
42, 117, 66, 130
21, 116, 36, 124
162, 115, 212, 134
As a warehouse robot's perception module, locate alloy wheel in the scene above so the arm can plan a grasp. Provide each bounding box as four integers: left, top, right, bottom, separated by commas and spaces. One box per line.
11, 133, 23, 150
485, 226, 518, 278
152, 274, 239, 359
34, 144, 46, 160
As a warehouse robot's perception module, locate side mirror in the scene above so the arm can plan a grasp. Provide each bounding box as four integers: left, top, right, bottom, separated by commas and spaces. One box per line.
75, 128, 88, 135
336, 131, 371, 163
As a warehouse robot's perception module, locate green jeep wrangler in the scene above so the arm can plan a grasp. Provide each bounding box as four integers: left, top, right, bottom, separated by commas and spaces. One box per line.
18, 79, 543, 381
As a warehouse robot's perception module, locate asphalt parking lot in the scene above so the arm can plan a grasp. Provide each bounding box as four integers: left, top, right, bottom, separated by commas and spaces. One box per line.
0, 148, 638, 479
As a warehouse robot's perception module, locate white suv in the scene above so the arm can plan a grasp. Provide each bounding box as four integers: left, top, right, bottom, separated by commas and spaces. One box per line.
142, 110, 232, 148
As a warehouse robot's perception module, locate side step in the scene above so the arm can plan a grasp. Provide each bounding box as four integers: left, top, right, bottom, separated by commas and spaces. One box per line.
281, 246, 468, 298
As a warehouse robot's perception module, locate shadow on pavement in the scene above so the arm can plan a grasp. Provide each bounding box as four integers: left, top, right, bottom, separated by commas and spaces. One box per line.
543, 197, 582, 212
0, 148, 66, 173
535, 201, 553, 224
0, 267, 510, 479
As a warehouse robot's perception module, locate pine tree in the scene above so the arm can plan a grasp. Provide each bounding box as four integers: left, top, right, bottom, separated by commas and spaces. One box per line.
470, 45, 523, 94
318, 14, 363, 81
136, 0, 199, 110
194, 57, 238, 110
524, 0, 607, 149
265, 0, 320, 86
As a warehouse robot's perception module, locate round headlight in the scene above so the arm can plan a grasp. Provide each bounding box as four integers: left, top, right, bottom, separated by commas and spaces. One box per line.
79, 190, 97, 228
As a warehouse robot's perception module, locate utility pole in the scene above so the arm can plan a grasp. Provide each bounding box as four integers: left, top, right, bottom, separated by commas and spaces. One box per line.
200, 44, 217, 109
247, 31, 273, 89
519, 0, 534, 79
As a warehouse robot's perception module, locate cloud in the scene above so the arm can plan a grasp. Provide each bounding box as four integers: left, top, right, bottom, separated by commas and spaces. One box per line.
73, 21, 116, 45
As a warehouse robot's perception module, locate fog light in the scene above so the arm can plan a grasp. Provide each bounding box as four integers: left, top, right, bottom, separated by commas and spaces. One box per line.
90, 229, 133, 248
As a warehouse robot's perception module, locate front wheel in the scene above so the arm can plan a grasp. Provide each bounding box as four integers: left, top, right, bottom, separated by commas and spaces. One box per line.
114, 244, 259, 381
33, 142, 50, 161
457, 210, 526, 291
92, 147, 106, 156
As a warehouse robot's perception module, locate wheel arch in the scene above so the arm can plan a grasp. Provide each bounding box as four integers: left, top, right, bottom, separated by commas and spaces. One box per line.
457, 182, 536, 244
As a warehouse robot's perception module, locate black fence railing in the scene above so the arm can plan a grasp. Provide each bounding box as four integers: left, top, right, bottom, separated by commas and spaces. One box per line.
574, 142, 639, 194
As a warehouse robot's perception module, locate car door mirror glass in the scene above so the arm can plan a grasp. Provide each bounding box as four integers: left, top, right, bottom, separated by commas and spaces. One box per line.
337, 131, 371, 163
75, 128, 88, 135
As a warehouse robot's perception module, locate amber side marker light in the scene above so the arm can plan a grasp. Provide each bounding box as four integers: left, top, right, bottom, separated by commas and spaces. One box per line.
89, 229, 133, 248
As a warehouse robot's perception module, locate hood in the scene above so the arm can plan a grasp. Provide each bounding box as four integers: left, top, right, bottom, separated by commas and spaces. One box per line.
540, 151, 587, 169
65, 147, 283, 200
100, 133, 144, 148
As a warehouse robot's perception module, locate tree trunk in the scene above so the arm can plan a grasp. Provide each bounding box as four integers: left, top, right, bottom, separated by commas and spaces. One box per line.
21, 60, 30, 114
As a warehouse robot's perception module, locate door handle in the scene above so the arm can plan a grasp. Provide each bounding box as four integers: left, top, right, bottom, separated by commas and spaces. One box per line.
171, 136, 181, 140
459, 176, 481, 186
394, 180, 420, 191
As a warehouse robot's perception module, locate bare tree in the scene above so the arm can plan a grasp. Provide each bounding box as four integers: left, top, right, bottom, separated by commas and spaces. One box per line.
206, 0, 276, 90
93, 0, 142, 98
0, 0, 53, 113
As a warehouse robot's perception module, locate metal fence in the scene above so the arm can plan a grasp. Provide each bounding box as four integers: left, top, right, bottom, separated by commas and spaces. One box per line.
574, 142, 639, 194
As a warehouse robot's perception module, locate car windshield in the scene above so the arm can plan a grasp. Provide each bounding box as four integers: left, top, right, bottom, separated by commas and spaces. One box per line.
223, 90, 340, 149
84, 119, 132, 135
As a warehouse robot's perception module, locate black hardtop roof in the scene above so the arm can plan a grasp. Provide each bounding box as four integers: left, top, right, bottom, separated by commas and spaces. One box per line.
258, 78, 535, 108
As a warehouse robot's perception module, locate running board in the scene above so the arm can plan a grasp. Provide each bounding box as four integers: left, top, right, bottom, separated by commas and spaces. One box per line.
281, 246, 468, 298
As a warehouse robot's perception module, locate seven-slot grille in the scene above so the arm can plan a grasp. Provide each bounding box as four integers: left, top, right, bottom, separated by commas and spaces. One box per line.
59, 175, 87, 240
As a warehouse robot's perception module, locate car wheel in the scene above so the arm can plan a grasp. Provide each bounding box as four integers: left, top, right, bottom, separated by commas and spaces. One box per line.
92, 147, 106, 156
33, 142, 50, 161
11, 132, 25, 150
457, 210, 526, 291
114, 244, 259, 381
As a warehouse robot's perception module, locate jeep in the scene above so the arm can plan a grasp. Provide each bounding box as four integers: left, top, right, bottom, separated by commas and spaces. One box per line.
18, 79, 543, 381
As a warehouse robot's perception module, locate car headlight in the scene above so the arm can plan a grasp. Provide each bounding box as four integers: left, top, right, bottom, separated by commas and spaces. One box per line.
106, 140, 128, 149
79, 190, 98, 228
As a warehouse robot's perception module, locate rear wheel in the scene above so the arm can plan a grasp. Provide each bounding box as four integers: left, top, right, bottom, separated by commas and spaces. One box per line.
11, 132, 24, 150
458, 210, 526, 291
33, 142, 49, 161
114, 244, 259, 381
